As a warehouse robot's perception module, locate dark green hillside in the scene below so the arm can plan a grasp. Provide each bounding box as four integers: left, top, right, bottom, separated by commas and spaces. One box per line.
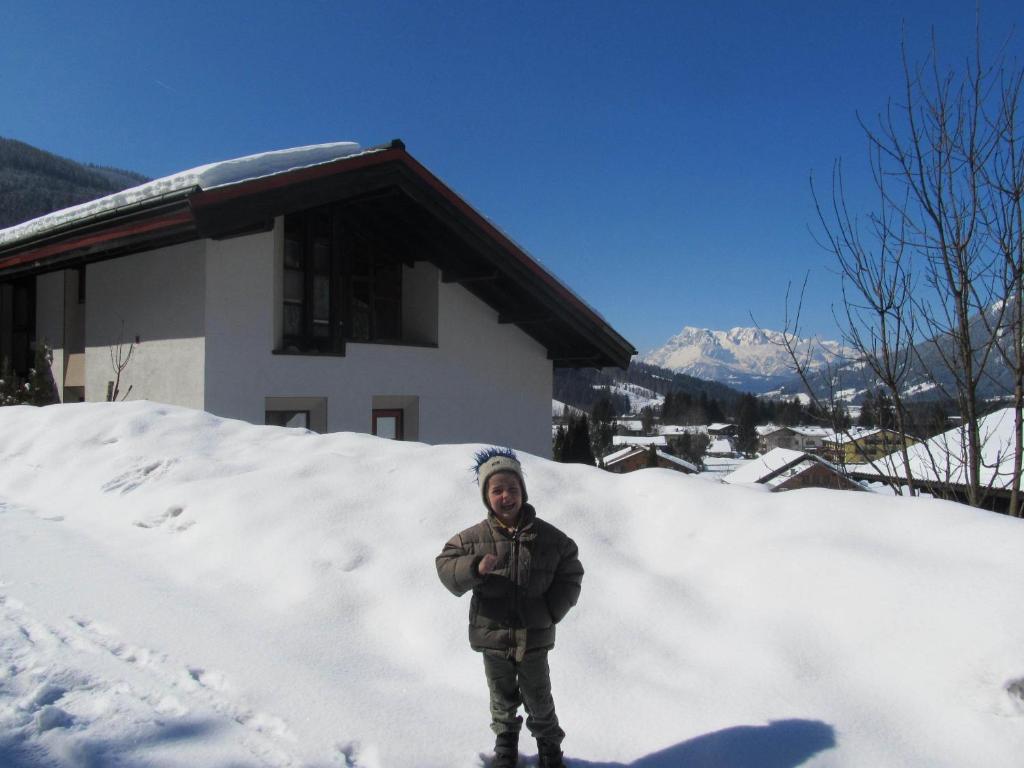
555, 360, 746, 415
0, 137, 149, 228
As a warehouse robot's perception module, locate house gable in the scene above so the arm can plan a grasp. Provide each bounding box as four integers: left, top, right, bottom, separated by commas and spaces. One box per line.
0, 140, 635, 370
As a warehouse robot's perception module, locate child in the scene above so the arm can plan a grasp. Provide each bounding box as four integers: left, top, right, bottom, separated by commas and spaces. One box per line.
436, 447, 583, 768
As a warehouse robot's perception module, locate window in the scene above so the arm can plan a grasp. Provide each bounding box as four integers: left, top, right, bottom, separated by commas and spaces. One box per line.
264, 397, 327, 433
283, 211, 342, 353
0, 277, 35, 377
280, 207, 405, 353
372, 409, 403, 440
265, 410, 310, 429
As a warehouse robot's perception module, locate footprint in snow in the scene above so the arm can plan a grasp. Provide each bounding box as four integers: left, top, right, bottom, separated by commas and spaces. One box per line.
102, 459, 176, 494
134, 505, 193, 532
1007, 678, 1024, 712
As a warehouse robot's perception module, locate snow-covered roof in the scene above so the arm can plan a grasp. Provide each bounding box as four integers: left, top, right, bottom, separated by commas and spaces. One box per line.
0, 142, 368, 248
724, 448, 809, 484
659, 425, 708, 435
790, 426, 832, 438
602, 444, 698, 473
826, 427, 884, 446
602, 446, 637, 464
856, 407, 1022, 491
707, 438, 734, 455
612, 435, 667, 447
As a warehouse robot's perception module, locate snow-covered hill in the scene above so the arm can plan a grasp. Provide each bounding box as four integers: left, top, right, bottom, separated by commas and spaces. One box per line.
1, 402, 1023, 767
644, 326, 845, 394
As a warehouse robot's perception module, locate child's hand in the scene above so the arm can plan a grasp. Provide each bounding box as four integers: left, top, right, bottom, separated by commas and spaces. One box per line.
478, 553, 499, 576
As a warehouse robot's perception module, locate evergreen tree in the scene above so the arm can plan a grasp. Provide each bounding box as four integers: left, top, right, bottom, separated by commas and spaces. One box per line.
640, 406, 655, 436
590, 396, 616, 458
556, 413, 596, 465
552, 425, 566, 461
859, 390, 877, 427
646, 443, 658, 468
736, 393, 759, 455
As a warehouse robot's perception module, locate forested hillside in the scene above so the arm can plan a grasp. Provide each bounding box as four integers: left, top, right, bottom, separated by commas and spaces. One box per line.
0, 137, 148, 228
554, 359, 746, 415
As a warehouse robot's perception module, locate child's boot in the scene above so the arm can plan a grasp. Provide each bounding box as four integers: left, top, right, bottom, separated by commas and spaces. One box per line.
537, 738, 565, 768
493, 731, 518, 768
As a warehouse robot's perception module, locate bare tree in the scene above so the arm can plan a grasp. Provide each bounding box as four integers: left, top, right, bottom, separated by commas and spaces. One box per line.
983, 65, 1024, 516
799, 26, 1024, 510
810, 150, 920, 495
107, 320, 135, 402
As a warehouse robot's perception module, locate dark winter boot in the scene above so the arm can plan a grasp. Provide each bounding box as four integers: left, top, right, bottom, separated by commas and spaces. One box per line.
493, 731, 518, 768
537, 738, 565, 768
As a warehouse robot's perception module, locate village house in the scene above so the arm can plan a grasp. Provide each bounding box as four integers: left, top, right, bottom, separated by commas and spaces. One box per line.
849, 408, 1022, 512
723, 447, 868, 492
758, 425, 832, 454
601, 444, 698, 474
0, 140, 634, 456
821, 427, 919, 465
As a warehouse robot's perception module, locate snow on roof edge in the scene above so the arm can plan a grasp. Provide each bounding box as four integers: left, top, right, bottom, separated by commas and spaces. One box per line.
0, 141, 368, 249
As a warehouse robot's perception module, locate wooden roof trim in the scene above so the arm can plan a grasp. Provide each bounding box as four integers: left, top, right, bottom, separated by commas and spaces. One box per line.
0, 205, 196, 272
391, 149, 635, 361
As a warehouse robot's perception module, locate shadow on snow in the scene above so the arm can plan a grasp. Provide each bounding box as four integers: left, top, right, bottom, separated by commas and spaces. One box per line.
494, 718, 837, 768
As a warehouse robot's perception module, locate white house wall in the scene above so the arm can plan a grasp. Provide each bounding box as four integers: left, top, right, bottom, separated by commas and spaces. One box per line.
85, 241, 206, 408
203, 225, 553, 456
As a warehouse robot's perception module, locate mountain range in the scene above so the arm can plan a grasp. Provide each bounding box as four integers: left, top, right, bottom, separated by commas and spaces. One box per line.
643, 325, 845, 395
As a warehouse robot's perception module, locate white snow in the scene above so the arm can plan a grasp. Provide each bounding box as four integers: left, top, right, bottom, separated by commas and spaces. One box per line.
0, 142, 367, 247
1, 401, 1024, 767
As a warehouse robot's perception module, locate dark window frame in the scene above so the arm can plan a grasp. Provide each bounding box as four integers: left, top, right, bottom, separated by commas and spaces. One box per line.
0, 277, 36, 377
280, 206, 404, 355
372, 408, 404, 440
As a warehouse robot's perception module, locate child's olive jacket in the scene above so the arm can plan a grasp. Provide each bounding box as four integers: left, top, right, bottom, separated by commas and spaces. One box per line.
436, 503, 584, 656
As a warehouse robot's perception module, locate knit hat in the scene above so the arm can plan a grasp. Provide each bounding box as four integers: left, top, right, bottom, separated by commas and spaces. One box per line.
473, 447, 528, 509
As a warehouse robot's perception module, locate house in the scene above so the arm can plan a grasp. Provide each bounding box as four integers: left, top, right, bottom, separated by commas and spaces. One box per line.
0, 140, 635, 456
707, 422, 736, 437
723, 447, 867, 492
758, 425, 832, 454
601, 444, 698, 474
849, 407, 1022, 512
613, 418, 644, 436
821, 427, 918, 465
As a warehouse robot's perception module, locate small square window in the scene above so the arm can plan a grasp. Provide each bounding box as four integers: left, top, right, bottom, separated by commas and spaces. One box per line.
372, 409, 403, 440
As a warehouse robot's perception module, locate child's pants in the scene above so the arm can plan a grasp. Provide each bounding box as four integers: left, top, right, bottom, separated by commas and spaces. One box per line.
481, 648, 565, 744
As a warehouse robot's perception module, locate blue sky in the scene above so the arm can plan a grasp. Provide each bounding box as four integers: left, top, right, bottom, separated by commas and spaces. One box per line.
3, 1, 1022, 354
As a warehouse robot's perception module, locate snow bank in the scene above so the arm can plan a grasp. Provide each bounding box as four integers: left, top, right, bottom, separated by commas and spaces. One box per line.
1, 401, 1023, 767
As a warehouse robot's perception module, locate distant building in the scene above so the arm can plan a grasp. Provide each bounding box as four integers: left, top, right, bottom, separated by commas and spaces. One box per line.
849, 407, 1022, 512
602, 445, 698, 475
758, 426, 832, 454
723, 447, 868, 492
822, 428, 918, 465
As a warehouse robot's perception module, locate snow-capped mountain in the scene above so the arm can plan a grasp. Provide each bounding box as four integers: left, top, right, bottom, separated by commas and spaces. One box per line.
643, 326, 846, 394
